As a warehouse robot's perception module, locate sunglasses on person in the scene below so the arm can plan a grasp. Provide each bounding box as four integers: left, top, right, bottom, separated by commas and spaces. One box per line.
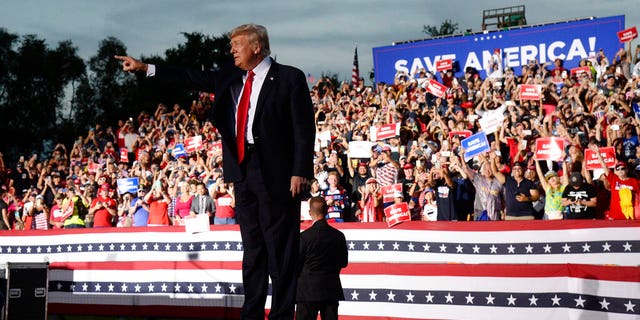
615, 166, 627, 171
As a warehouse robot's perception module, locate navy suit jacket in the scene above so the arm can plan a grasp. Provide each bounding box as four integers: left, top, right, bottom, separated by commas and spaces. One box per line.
154, 59, 315, 202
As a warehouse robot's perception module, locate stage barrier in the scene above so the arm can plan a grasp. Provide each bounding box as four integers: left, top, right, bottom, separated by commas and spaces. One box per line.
0, 220, 638, 319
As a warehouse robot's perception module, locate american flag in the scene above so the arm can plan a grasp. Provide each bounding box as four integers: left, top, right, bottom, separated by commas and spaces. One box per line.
307, 73, 316, 84
0, 221, 638, 319
352, 46, 360, 87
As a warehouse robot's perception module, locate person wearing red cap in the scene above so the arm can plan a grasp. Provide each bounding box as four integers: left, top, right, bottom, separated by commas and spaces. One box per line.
592, 144, 639, 219
89, 183, 117, 227
400, 163, 415, 202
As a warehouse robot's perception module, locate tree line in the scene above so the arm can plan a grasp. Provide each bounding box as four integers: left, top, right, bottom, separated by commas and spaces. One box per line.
0, 28, 232, 160
0, 20, 458, 161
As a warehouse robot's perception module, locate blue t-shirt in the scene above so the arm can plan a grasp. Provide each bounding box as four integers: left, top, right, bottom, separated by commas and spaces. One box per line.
130, 197, 149, 227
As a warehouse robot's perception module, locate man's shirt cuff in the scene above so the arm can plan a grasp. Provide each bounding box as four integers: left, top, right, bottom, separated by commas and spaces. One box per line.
146, 64, 156, 77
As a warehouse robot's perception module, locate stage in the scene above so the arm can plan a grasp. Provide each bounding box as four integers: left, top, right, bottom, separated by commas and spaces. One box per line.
0, 220, 638, 319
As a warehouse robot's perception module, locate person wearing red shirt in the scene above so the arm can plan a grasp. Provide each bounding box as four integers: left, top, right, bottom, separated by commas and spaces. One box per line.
49, 193, 67, 228
145, 180, 171, 226
212, 179, 236, 225
592, 145, 640, 220
358, 178, 383, 222
89, 183, 117, 227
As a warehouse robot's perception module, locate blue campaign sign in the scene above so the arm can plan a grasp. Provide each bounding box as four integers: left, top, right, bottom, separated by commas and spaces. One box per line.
173, 143, 187, 158
373, 15, 625, 84
461, 132, 490, 161
117, 177, 139, 195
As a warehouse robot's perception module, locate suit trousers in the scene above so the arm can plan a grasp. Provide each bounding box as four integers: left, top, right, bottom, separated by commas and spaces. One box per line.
235, 147, 300, 320
296, 301, 339, 320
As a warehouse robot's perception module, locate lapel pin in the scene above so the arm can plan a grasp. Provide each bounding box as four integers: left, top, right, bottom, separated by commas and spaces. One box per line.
270, 77, 274, 81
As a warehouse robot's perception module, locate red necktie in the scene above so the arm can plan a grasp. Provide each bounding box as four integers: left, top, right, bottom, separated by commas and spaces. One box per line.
236, 70, 255, 163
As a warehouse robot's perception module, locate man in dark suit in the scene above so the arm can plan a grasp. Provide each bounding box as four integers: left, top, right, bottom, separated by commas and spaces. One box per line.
115, 23, 315, 320
296, 197, 348, 320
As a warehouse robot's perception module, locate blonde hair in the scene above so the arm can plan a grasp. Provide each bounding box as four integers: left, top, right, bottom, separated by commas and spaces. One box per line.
230, 24, 271, 57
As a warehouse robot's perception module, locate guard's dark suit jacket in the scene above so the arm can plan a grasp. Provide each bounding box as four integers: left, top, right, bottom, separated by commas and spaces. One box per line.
154, 60, 315, 201
296, 219, 348, 302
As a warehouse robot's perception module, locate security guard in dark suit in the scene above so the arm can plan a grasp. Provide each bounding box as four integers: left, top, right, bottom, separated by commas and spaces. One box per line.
296, 197, 348, 320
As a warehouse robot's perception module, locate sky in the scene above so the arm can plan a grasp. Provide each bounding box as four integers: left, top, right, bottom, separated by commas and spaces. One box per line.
1, 0, 638, 84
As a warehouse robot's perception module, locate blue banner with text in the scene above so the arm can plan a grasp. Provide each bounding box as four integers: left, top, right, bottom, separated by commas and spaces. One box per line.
372, 15, 625, 84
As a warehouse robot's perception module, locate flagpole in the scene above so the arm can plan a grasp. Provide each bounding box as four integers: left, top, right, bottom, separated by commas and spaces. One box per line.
351, 43, 360, 88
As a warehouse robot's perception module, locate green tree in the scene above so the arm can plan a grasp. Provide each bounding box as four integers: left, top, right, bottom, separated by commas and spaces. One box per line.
0, 33, 85, 155
85, 37, 137, 125
136, 32, 233, 111
0, 29, 18, 107
422, 19, 459, 37
165, 32, 232, 70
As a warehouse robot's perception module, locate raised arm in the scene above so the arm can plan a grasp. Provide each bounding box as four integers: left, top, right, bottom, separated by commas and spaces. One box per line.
114, 56, 149, 73
589, 144, 610, 177
560, 160, 569, 186
489, 152, 506, 185
535, 160, 550, 190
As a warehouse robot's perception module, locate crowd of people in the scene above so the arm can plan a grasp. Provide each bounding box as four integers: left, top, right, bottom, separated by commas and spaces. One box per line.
1, 45, 640, 230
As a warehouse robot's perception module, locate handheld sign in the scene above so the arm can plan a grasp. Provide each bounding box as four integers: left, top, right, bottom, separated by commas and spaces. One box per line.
117, 177, 139, 195
380, 183, 403, 203
478, 109, 505, 134
119, 148, 129, 163
461, 132, 491, 161
184, 135, 204, 153
520, 84, 542, 100
425, 79, 448, 98
617, 26, 638, 43
584, 147, 616, 170
448, 130, 473, 139
316, 130, 332, 148
348, 141, 373, 158
184, 214, 210, 234
435, 59, 453, 72
534, 137, 565, 161
384, 202, 411, 227
207, 141, 222, 158
371, 123, 400, 141
173, 144, 187, 158
570, 66, 591, 79
88, 162, 102, 174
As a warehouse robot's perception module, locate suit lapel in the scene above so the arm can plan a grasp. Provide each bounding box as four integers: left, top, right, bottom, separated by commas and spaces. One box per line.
216, 71, 244, 160
253, 60, 278, 130
229, 72, 244, 133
